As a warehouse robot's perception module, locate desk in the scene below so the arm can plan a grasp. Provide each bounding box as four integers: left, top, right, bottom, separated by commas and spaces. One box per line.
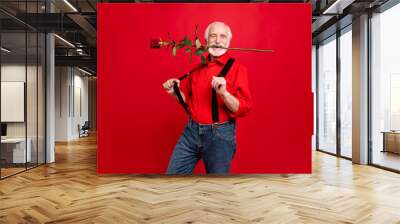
1, 138, 32, 163
381, 131, 400, 154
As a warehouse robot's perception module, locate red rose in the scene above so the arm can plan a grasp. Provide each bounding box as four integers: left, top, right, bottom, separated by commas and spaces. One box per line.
150, 38, 162, 49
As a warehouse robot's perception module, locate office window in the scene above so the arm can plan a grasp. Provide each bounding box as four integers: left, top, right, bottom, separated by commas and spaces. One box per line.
371, 2, 400, 171
27, 30, 39, 170
339, 28, 352, 158
0, 1, 46, 179
38, 32, 46, 165
317, 35, 337, 154
1, 24, 28, 178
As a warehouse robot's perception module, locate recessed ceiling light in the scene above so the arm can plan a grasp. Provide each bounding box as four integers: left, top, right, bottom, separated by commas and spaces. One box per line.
322, 0, 354, 15
1, 47, 11, 53
63, 0, 78, 12
54, 34, 75, 48
78, 67, 93, 76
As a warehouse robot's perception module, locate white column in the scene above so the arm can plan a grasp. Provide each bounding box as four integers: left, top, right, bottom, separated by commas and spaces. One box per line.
46, 33, 55, 163
45, 0, 55, 163
352, 14, 369, 164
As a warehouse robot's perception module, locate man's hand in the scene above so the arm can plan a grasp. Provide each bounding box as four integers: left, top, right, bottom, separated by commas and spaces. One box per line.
163, 78, 180, 95
211, 76, 227, 96
212, 76, 240, 113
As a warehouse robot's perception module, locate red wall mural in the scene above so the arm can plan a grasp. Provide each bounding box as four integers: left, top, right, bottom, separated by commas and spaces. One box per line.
98, 3, 313, 174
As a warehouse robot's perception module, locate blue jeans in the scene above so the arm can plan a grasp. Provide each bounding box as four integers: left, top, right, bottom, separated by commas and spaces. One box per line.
166, 119, 237, 174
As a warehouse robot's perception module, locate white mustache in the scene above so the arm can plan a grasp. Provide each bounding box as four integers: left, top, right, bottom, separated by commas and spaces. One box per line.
209, 45, 226, 49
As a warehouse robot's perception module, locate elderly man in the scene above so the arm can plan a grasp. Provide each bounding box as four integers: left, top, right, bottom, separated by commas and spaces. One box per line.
163, 21, 253, 174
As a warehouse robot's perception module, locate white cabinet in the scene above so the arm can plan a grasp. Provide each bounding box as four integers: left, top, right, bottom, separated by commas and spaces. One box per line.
1, 138, 32, 163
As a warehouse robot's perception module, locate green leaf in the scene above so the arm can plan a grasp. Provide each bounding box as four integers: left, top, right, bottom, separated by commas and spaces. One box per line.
183, 39, 193, 47
172, 46, 177, 56
194, 48, 206, 56
176, 43, 185, 50
185, 48, 191, 53
201, 55, 206, 65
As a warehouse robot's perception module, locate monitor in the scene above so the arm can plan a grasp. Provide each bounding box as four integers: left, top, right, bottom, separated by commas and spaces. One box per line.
1, 123, 7, 137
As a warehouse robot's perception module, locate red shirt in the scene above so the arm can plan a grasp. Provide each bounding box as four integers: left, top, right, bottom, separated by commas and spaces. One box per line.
186, 53, 253, 124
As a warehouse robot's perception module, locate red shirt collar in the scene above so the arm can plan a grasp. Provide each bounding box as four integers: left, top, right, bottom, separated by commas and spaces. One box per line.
206, 52, 230, 65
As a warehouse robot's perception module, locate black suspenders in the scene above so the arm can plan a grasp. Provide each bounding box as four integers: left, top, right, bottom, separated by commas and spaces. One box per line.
173, 58, 235, 123
212, 58, 235, 123
173, 64, 203, 115
173, 82, 189, 114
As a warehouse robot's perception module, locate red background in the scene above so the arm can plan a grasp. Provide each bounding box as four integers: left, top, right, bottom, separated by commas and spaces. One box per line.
98, 3, 313, 174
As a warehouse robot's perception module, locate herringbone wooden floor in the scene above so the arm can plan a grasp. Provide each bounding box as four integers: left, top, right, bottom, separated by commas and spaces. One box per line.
1, 134, 400, 224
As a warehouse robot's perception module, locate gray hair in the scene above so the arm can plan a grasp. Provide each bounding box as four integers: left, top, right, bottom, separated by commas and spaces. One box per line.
204, 21, 232, 43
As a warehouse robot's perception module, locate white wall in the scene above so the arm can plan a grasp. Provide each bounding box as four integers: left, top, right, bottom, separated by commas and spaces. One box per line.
312, 45, 316, 151
55, 66, 89, 141
1, 65, 39, 137
55, 66, 69, 141
1, 65, 26, 133
72, 73, 89, 138
1, 63, 46, 164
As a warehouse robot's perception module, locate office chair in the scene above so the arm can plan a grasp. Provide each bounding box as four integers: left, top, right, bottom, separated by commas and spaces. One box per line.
79, 121, 90, 138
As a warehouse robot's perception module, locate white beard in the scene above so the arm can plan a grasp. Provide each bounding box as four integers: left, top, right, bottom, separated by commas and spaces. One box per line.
208, 47, 227, 57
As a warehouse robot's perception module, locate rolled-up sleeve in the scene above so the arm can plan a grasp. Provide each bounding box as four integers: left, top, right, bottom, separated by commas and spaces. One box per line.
228, 65, 253, 118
